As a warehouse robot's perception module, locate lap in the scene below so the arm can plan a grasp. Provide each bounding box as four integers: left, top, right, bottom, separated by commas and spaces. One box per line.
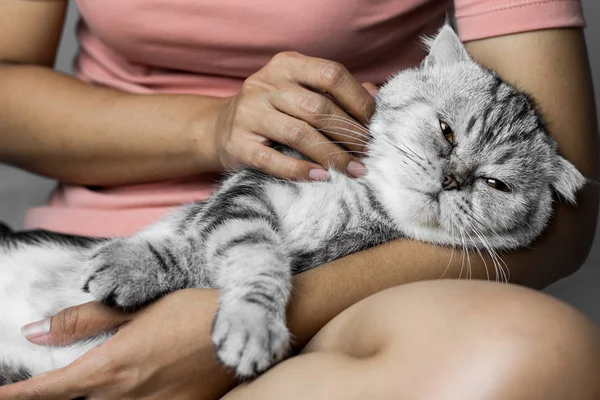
223, 280, 600, 400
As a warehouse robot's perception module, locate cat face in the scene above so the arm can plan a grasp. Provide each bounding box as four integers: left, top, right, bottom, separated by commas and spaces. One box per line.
365, 25, 586, 250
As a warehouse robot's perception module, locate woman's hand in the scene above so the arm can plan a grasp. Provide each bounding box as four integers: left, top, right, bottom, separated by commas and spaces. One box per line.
0, 289, 237, 400
213, 51, 377, 180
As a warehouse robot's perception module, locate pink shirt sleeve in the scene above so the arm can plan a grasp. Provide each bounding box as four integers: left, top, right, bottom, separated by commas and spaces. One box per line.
454, 0, 585, 42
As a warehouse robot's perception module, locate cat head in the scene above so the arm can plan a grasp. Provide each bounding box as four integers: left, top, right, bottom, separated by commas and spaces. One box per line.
365, 25, 587, 250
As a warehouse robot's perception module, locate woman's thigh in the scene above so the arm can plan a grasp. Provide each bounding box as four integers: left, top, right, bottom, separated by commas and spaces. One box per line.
222, 279, 600, 400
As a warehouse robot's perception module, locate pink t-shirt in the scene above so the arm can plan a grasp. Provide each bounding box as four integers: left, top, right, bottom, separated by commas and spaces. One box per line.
23, 0, 585, 238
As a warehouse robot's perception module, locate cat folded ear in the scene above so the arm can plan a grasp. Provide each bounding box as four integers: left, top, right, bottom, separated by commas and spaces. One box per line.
422, 25, 471, 68
552, 156, 587, 204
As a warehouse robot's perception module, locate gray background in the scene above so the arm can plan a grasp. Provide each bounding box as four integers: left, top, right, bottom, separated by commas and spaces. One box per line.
1, 1, 599, 322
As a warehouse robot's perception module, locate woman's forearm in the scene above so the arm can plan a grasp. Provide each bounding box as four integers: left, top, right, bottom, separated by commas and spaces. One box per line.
0, 65, 225, 186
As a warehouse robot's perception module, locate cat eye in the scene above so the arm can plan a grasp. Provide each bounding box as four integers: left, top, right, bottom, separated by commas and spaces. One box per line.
439, 120, 454, 145
484, 178, 510, 192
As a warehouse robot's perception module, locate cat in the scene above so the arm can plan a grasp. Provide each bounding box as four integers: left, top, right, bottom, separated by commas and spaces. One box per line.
0, 25, 587, 384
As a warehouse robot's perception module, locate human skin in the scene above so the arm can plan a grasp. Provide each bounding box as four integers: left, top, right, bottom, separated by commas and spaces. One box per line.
0, 1, 598, 399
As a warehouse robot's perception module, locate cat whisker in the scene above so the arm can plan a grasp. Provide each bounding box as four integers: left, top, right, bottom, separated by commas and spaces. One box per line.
325, 150, 370, 156
306, 140, 368, 150
460, 216, 497, 281
315, 130, 369, 145
381, 136, 424, 161
318, 115, 370, 131
478, 234, 501, 282
471, 213, 505, 245
468, 228, 490, 281
462, 215, 509, 283
495, 253, 510, 283
470, 224, 511, 283
464, 230, 479, 280
461, 229, 473, 280
377, 137, 426, 169
393, 138, 426, 162
440, 223, 457, 280
458, 228, 467, 280
306, 113, 371, 134
468, 225, 496, 282
376, 133, 426, 162
374, 135, 429, 170
317, 125, 370, 140
468, 223, 509, 283
487, 247, 507, 283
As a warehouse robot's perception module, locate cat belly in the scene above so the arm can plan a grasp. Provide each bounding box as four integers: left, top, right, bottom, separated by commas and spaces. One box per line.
0, 242, 102, 378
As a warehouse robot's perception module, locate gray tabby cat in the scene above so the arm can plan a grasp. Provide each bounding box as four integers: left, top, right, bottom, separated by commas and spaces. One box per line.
0, 25, 587, 384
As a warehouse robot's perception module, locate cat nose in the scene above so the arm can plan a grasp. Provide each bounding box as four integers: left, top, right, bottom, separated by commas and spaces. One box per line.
442, 175, 459, 191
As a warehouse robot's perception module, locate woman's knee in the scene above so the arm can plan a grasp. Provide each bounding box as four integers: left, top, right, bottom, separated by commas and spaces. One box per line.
305, 280, 600, 399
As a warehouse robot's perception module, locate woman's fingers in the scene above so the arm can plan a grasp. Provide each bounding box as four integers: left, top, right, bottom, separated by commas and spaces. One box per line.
252, 108, 361, 175
238, 140, 329, 181
22, 301, 133, 346
0, 361, 90, 400
270, 86, 370, 154
0, 289, 228, 400
0, 345, 125, 399
266, 52, 376, 125
218, 52, 375, 180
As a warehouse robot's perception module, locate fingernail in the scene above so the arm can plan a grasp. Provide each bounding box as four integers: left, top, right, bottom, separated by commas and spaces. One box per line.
309, 169, 329, 181
347, 161, 366, 178
362, 82, 379, 97
21, 318, 51, 340
366, 86, 378, 97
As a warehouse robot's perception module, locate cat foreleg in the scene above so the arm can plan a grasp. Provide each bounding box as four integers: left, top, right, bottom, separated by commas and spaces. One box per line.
207, 218, 291, 379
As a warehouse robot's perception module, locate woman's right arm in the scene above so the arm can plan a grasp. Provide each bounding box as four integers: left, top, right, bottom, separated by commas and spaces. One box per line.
0, 1, 374, 187
0, 0, 225, 186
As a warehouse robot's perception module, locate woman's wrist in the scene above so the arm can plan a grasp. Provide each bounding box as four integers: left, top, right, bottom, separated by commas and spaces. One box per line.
187, 94, 231, 174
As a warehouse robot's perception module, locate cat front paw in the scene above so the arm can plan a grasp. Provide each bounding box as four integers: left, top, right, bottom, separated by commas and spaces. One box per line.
84, 238, 183, 310
212, 301, 290, 378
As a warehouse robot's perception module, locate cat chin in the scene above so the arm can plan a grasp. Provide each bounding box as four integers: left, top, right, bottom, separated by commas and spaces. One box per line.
398, 222, 529, 252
